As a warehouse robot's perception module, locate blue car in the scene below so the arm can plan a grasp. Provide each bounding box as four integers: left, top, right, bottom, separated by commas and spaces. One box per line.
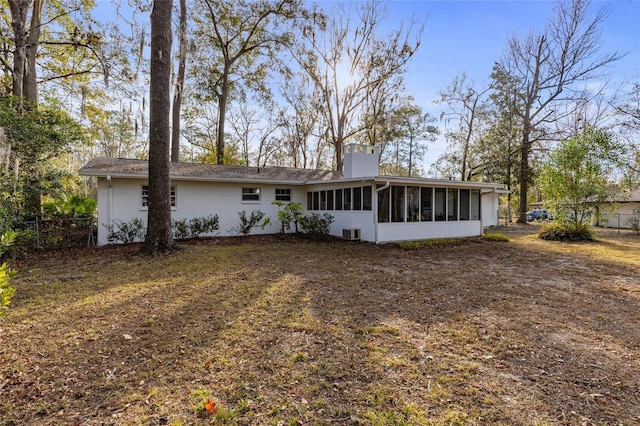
526, 209, 549, 221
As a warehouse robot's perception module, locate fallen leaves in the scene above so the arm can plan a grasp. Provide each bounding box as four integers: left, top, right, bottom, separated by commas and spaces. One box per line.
204, 398, 216, 414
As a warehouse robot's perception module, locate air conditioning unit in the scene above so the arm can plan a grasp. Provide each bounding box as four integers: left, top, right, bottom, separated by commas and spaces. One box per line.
342, 228, 361, 241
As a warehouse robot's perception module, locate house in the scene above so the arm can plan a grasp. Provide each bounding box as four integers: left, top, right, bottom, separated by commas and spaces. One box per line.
79, 144, 506, 245
597, 190, 640, 229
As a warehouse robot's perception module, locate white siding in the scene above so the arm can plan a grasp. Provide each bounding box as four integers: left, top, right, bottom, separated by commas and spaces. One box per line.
376, 221, 482, 243
95, 177, 504, 245
481, 192, 500, 229
96, 179, 306, 245
598, 202, 640, 229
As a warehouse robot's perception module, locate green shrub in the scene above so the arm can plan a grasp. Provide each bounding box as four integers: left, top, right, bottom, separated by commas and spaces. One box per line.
538, 221, 594, 241
298, 213, 334, 238
232, 210, 265, 236
1, 228, 36, 258
1, 232, 17, 316
105, 218, 146, 244
272, 201, 303, 233
42, 194, 97, 219
173, 214, 219, 239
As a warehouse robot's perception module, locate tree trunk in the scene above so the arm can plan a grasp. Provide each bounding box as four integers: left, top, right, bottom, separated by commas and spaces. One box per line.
140, 0, 175, 254
23, 0, 43, 104
171, 0, 187, 162
517, 123, 531, 224
9, 0, 33, 100
216, 70, 229, 165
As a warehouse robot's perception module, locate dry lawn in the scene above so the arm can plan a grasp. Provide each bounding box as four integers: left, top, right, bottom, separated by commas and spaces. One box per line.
1, 228, 639, 425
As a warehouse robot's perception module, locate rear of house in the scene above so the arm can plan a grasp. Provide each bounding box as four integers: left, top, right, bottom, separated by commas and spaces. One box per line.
79, 144, 505, 245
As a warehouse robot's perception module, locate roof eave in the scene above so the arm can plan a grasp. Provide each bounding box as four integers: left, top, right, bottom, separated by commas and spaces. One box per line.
79, 170, 314, 186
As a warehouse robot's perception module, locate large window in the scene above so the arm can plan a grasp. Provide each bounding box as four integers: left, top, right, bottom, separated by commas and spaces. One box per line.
407, 186, 420, 222
459, 189, 470, 220
242, 187, 260, 202
343, 188, 352, 210
363, 186, 372, 211
470, 190, 481, 220
335, 189, 343, 210
448, 188, 458, 221
353, 187, 362, 210
378, 185, 390, 222
275, 188, 291, 202
320, 190, 327, 210
421, 187, 432, 221
435, 188, 446, 221
391, 186, 405, 222
327, 190, 334, 210
142, 185, 176, 207
374, 185, 483, 223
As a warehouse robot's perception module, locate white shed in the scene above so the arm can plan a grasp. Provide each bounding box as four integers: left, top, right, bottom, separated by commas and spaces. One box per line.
597, 190, 640, 229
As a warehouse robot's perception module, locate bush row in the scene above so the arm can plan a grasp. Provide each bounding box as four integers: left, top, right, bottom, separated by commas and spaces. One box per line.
105, 203, 335, 244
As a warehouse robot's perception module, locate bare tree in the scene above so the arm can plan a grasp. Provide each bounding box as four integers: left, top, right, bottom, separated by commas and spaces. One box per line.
193, 0, 303, 165
496, 0, 622, 222
294, 1, 422, 171
140, 0, 175, 254
171, 0, 188, 162
437, 73, 491, 181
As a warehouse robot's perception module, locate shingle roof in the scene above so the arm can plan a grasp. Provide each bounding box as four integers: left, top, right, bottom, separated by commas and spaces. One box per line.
78, 157, 343, 184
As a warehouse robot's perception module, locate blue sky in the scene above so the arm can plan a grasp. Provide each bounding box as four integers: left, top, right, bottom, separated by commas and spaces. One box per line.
95, 0, 639, 170
375, 0, 640, 168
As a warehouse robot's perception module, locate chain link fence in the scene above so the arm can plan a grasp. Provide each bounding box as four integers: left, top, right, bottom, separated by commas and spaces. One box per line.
14, 217, 96, 251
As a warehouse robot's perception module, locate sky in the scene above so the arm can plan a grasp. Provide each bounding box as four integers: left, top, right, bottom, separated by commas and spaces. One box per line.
94, 0, 640, 171
369, 0, 640, 170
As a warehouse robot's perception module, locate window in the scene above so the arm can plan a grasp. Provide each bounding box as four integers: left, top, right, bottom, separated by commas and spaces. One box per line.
307, 192, 313, 210
421, 187, 432, 221
275, 188, 291, 202
363, 186, 372, 211
407, 186, 420, 222
448, 188, 458, 221
353, 186, 362, 210
435, 188, 446, 221
335, 189, 343, 210
327, 190, 334, 210
320, 190, 327, 210
142, 185, 176, 207
142, 185, 149, 207
343, 188, 352, 210
459, 189, 470, 220
377, 185, 390, 222
391, 186, 405, 222
242, 187, 260, 201
312, 191, 320, 210
470, 190, 481, 220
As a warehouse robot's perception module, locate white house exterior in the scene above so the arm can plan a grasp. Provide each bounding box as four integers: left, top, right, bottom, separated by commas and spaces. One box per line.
79, 144, 506, 245
597, 190, 640, 229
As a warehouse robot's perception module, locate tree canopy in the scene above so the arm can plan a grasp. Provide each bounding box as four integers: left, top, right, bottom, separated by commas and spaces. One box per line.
539, 126, 626, 226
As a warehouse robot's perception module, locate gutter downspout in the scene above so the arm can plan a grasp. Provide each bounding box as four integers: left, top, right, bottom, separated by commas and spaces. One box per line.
374, 181, 390, 243
107, 175, 113, 245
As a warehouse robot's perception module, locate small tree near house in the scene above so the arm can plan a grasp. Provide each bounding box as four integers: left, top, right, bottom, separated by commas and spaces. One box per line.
272, 201, 303, 233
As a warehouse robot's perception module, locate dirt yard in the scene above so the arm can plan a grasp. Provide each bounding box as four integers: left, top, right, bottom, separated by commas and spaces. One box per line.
1, 228, 639, 425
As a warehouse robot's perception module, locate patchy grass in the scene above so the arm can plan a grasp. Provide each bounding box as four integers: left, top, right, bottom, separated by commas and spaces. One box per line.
397, 233, 509, 250
1, 230, 639, 425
